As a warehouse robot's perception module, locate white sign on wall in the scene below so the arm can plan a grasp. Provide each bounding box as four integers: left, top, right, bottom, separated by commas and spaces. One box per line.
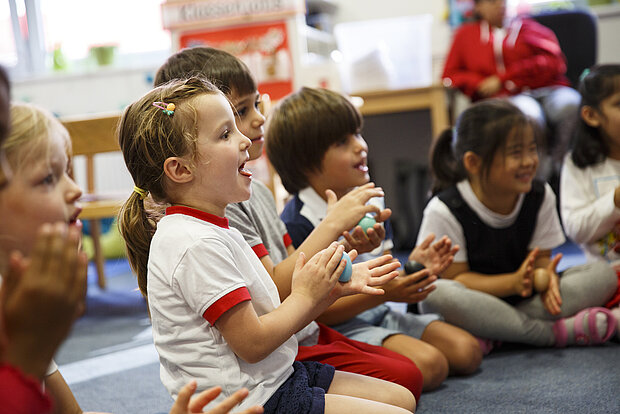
161, 0, 306, 30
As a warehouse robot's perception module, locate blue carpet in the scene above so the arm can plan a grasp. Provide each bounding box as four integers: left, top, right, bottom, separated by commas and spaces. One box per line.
56, 249, 619, 413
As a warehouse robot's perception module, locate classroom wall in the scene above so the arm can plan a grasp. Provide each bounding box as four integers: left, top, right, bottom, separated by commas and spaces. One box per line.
9, 2, 620, 216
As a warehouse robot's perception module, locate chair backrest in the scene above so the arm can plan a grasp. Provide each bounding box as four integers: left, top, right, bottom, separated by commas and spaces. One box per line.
61, 113, 121, 194
532, 10, 597, 88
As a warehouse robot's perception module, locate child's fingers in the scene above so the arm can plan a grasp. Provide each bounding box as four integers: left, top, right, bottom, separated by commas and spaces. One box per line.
45, 222, 69, 282
319, 242, 342, 270
366, 270, 400, 287
172, 380, 199, 412
293, 252, 307, 273
548, 253, 563, 272
71, 252, 89, 316
374, 208, 391, 223
347, 249, 358, 262
362, 204, 381, 216
368, 260, 402, 279
357, 287, 385, 295
2, 251, 25, 300
203, 388, 250, 414
418, 233, 435, 250
325, 189, 338, 208
62, 226, 81, 284
28, 223, 54, 277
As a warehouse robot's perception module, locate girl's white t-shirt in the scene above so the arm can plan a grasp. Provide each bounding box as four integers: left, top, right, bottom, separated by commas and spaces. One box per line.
560, 154, 620, 266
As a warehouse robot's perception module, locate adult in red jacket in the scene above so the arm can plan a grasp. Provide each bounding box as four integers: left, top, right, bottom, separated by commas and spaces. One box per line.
442, 0, 580, 174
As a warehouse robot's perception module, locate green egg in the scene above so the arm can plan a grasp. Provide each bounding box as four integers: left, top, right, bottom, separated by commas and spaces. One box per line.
358, 216, 377, 233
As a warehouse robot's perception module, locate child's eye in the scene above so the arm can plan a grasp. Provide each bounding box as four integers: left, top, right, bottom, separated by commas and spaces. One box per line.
40, 173, 56, 186
221, 129, 231, 140
236, 107, 247, 118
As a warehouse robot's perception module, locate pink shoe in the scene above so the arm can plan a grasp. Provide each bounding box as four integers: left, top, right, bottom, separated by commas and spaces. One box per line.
552, 307, 617, 347
476, 337, 502, 355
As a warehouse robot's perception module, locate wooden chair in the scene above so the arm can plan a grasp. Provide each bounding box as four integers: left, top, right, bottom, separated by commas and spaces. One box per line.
61, 113, 124, 289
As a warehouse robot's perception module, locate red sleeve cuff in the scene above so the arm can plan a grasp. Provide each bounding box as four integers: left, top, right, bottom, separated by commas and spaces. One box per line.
251, 243, 269, 258
283, 233, 292, 247
202, 287, 251, 325
0, 364, 53, 414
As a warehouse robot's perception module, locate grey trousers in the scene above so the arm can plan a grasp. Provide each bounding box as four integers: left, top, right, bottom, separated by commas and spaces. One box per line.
418, 261, 617, 346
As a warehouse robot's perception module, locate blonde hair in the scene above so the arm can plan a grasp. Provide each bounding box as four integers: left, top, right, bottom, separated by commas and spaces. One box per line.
117, 76, 221, 297
4, 103, 70, 175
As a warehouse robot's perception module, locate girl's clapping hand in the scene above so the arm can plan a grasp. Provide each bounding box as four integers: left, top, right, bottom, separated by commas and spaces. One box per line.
514, 248, 537, 297
540, 253, 563, 316
170, 381, 263, 414
336, 251, 401, 297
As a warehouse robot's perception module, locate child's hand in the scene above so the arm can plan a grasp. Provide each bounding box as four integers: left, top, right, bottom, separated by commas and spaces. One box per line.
290, 242, 347, 305
513, 248, 538, 297
409, 233, 459, 276
332, 252, 401, 298
170, 381, 263, 414
324, 183, 390, 234
540, 253, 563, 315
0, 223, 87, 379
382, 270, 437, 303
341, 222, 386, 255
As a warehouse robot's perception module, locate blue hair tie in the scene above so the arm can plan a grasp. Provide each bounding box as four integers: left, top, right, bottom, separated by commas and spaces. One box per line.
579, 68, 591, 83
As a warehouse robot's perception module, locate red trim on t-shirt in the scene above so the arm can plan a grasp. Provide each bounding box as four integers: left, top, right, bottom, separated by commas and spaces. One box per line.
251, 243, 269, 258
0, 364, 53, 414
166, 205, 229, 229
202, 287, 251, 325
283, 233, 292, 247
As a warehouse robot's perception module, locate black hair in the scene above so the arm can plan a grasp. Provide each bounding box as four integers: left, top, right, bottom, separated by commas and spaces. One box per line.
571, 64, 620, 168
430, 98, 534, 195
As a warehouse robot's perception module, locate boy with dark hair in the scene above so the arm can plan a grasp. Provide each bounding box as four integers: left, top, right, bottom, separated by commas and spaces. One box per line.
267, 86, 483, 390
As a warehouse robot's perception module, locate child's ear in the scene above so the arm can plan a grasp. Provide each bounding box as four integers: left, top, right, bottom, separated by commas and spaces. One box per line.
463, 151, 482, 175
163, 157, 193, 184
581, 105, 601, 128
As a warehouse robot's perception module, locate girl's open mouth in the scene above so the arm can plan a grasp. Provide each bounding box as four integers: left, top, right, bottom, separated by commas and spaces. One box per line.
239, 162, 253, 178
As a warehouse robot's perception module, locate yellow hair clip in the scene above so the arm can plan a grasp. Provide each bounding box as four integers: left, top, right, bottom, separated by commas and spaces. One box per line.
133, 185, 149, 200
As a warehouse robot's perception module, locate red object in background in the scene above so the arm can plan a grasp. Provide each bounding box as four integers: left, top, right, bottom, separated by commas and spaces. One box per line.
179, 21, 294, 100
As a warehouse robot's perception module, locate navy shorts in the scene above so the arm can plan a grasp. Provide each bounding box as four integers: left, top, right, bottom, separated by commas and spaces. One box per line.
263, 361, 335, 414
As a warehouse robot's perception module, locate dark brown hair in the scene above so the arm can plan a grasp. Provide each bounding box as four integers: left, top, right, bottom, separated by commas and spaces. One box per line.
154, 46, 256, 99
571, 64, 620, 168
265, 87, 362, 194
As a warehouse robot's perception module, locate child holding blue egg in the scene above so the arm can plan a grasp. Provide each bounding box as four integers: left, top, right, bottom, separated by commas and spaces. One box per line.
117, 76, 412, 413
267, 86, 483, 391
155, 47, 426, 401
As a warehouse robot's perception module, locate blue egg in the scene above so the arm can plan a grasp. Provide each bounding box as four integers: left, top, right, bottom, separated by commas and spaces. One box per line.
358, 216, 377, 233
339, 251, 353, 282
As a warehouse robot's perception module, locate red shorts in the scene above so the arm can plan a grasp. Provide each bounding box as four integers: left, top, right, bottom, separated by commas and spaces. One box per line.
296, 322, 423, 401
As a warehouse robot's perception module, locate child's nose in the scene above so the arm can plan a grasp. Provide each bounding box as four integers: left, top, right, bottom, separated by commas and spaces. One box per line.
252, 110, 266, 128
355, 137, 369, 153
240, 133, 252, 150
65, 174, 83, 202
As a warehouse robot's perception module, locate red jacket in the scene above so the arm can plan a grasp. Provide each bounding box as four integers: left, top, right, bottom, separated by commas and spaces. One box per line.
442, 18, 570, 101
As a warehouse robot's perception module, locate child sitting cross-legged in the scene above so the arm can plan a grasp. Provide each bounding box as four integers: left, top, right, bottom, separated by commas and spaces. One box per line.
117, 76, 415, 413
266, 86, 483, 391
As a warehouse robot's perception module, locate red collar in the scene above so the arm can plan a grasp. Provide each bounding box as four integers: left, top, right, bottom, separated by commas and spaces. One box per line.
165, 205, 229, 229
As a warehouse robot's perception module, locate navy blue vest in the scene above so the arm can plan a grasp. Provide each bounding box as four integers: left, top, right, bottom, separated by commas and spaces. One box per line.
438, 181, 545, 304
